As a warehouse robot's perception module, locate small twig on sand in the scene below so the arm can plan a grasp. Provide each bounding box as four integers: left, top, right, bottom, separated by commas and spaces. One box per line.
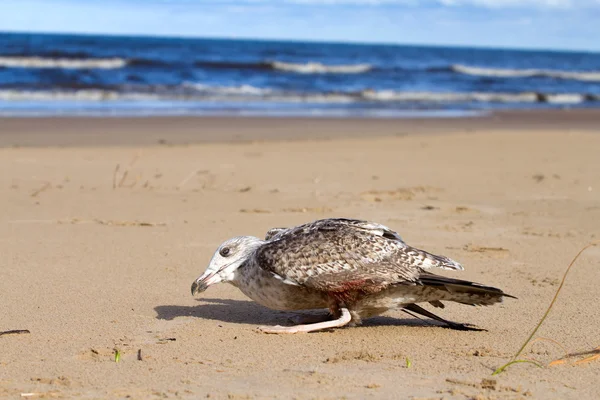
118, 170, 129, 188
113, 152, 142, 189
121, 174, 141, 188
94, 219, 165, 227
21, 391, 60, 398
30, 182, 51, 198
550, 346, 600, 366
112, 164, 120, 189
129, 151, 141, 168
0, 329, 30, 337
177, 169, 201, 190
574, 347, 600, 365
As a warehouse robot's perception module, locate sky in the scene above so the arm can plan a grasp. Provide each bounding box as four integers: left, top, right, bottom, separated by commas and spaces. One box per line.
0, 0, 599, 51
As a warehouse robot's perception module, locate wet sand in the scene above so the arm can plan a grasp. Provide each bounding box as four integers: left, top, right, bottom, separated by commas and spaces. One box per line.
2, 109, 600, 147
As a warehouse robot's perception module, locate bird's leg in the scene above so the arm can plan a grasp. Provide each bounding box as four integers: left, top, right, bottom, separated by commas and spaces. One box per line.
402, 304, 484, 331
287, 312, 331, 325
258, 307, 351, 334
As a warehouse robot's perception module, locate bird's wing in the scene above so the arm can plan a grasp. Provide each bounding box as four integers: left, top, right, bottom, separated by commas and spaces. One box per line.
254, 218, 462, 294
264, 227, 289, 241
319, 218, 405, 242
264, 219, 399, 242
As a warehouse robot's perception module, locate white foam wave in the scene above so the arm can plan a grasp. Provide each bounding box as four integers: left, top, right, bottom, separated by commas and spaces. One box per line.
273, 93, 357, 103
184, 84, 356, 103
0, 89, 158, 101
184, 83, 272, 96
0, 56, 127, 69
270, 61, 372, 74
361, 90, 541, 103
540, 93, 586, 104
0, 88, 593, 105
452, 64, 600, 82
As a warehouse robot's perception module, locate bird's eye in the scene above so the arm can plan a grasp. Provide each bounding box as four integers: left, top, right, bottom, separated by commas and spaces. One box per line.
219, 247, 231, 257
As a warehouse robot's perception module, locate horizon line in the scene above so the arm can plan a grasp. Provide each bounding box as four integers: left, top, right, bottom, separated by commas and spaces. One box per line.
1, 29, 599, 55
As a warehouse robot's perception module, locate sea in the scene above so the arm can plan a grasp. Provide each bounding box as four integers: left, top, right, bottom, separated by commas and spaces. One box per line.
1, 32, 600, 118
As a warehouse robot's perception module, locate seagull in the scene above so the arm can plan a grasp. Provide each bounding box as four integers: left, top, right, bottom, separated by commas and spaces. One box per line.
191, 218, 514, 334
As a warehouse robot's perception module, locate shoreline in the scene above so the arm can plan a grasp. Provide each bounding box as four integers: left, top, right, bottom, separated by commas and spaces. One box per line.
1, 108, 599, 147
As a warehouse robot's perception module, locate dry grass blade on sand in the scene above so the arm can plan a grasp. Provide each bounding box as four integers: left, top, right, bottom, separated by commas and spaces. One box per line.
549, 346, 600, 366
493, 241, 600, 375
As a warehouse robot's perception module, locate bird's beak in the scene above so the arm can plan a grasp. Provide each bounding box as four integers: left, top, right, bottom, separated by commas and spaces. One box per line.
191, 271, 222, 295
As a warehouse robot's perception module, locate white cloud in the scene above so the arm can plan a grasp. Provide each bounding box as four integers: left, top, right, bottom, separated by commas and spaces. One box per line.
246, 0, 599, 8
438, 0, 573, 8
279, 0, 418, 4
153, 0, 598, 8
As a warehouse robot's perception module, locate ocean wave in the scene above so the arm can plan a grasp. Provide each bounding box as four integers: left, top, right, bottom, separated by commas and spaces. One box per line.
452, 64, 600, 82
588, 93, 600, 101
193, 60, 272, 71
0, 89, 154, 101
269, 61, 372, 74
5, 50, 95, 59
360, 90, 541, 103
0, 85, 276, 102
0, 88, 353, 103
0, 56, 127, 69
0, 87, 596, 105
538, 93, 587, 104
128, 58, 175, 68
190, 60, 373, 74
183, 83, 272, 96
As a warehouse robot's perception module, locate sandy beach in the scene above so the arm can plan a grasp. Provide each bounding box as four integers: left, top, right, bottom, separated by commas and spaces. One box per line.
1, 111, 599, 399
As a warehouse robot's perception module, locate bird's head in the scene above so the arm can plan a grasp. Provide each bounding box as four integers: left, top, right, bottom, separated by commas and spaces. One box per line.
191, 236, 264, 295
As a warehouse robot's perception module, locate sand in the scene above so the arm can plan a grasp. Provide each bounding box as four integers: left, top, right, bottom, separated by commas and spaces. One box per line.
1, 111, 599, 399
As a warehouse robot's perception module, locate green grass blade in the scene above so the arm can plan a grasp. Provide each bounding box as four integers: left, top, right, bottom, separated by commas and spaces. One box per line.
492, 241, 598, 375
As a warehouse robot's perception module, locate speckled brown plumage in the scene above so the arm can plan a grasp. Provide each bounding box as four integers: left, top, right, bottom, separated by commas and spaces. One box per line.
255, 218, 463, 293
192, 218, 514, 333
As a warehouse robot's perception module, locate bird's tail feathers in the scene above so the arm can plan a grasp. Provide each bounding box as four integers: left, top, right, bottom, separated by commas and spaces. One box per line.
418, 273, 515, 306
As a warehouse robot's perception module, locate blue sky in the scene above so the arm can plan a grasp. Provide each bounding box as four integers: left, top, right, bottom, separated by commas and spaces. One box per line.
1, 0, 599, 51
